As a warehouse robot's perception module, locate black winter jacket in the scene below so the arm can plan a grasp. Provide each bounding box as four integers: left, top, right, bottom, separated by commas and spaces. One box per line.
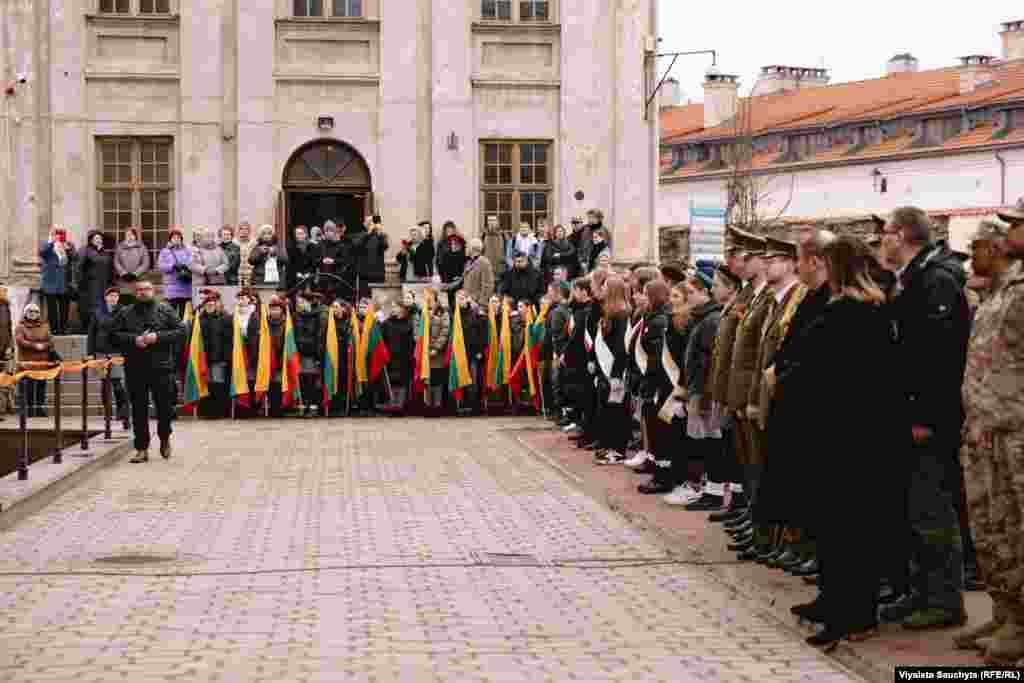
110, 300, 187, 372
294, 309, 323, 360
499, 266, 544, 308
892, 242, 970, 434
358, 231, 389, 283
200, 312, 234, 365
684, 301, 722, 400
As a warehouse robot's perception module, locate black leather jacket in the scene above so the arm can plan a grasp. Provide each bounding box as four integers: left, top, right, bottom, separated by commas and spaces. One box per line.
110, 300, 187, 372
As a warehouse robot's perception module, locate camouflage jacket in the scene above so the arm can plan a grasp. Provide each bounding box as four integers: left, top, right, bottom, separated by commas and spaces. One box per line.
963, 260, 1024, 432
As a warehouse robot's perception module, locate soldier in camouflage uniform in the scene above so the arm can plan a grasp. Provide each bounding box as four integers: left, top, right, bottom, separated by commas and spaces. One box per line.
958, 209, 1024, 665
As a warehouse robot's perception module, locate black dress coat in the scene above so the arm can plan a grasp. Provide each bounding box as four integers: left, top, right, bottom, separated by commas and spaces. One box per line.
77, 242, 116, 319
382, 316, 414, 385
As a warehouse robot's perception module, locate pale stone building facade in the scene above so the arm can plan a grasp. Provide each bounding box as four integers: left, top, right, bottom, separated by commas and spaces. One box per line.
0, 0, 658, 287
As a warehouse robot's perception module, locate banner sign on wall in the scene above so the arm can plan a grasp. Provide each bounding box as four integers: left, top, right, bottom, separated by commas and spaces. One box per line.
689, 204, 727, 263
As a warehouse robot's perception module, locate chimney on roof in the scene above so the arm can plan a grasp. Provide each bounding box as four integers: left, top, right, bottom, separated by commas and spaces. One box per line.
659, 77, 683, 108
702, 67, 738, 129
887, 53, 919, 75
753, 65, 830, 95
959, 54, 996, 95
1001, 20, 1024, 61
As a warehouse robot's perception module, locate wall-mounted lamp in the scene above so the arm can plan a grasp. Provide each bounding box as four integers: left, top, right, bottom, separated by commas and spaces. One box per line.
317, 116, 334, 131
446, 131, 459, 151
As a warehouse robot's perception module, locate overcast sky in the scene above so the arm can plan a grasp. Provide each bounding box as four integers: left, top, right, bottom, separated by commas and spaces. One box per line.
656, 4, 1018, 102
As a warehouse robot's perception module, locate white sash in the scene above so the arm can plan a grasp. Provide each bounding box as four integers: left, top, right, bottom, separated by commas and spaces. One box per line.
584, 327, 593, 353
595, 327, 614, 378
624, 318, 643, 352
658, 335, 685, 423
634, 322, 648, 376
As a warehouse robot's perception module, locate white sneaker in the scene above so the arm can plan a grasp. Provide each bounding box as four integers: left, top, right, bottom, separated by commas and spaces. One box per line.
663, 483, 703, 506
624, 450, 653, 468
595, 450, 627, 465
561, 422, 579, 433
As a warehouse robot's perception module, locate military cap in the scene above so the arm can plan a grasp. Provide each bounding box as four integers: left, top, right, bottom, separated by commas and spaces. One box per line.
997, 197, 1024, 225
659, 262, 688, 284
716, 264, 742, 287
870, 213, 888, 233
742, 233, 768, 257
968, 219, 1009, 244
725, 243, 745, 255
764, 236, 797, 259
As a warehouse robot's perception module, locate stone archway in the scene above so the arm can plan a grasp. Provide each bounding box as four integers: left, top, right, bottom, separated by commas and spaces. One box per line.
281, 139, 373, 240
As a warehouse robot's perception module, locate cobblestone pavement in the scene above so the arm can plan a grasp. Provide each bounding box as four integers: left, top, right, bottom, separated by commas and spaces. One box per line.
0, 419, 863, 683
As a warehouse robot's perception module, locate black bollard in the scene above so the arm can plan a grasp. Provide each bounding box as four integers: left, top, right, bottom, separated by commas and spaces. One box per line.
80, 366, 89, 452
102, 368, 112, 441
18, 379, 28, 481
52, 372, 62, 464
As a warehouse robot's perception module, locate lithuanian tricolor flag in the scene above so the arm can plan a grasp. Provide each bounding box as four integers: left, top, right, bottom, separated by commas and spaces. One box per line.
413, 291, 432, 394
510, 307, 544, 407
358, 304, 390, 384
485, 300, 499, 392
281, 307, 302, 407
229, 305, 250, 407
491, 300, 513, 389
254, 303, 271, 402
179, 301, 194, 369
347, 307, 362, 400
323, 309, 340, 409
447, 304, 473, 401
182, 313, 208, 413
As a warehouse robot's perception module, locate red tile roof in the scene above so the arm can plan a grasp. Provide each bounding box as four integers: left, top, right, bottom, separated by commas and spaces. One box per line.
661, 60, 1024, 180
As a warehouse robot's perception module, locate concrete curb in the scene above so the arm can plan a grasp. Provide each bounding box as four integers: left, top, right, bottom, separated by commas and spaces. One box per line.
514, 432, 886, 683
0, 438, 133, 532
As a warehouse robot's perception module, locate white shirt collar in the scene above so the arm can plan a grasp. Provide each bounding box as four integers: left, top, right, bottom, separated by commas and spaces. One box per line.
774, 279, 798, 304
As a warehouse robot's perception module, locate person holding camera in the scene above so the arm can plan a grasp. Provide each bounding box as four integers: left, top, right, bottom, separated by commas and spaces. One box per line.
158, 228, 194, 319
77, 230, 116, 335
39, 226, 78, 336
357, 215, 389, 298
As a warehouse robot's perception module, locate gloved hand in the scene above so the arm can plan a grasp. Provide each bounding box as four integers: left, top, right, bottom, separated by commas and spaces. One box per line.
587, 361, 596, 375
672, 399, 686, 419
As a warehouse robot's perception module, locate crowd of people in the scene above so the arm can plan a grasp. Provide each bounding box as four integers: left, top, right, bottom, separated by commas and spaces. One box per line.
16, 199, 1024, 664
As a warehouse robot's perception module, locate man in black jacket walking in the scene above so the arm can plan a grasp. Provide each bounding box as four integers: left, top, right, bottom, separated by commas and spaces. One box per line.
111, 279, 187, 463
879, 206, 970, 630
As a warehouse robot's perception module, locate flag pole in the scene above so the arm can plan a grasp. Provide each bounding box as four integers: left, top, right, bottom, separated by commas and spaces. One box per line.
538, 363, 547, 418
383, 367, 394, 403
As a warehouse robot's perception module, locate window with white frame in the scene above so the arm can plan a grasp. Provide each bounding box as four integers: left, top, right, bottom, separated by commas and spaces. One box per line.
293, 0, 363, 17
481, 0, 550, 22
99, 0, 170, 13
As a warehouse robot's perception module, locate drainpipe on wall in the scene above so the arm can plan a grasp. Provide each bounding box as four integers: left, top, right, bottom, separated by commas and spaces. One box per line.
995, 151, 1007, 206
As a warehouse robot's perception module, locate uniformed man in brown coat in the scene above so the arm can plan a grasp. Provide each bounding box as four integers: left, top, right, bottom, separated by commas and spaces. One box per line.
749, 236, 808, 566
726, 229, 775, 561
707, 231, 754, 523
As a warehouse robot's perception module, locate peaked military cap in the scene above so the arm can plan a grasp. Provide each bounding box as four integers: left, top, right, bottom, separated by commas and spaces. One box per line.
764, 236, 797, 259
997, 197, 1024, 225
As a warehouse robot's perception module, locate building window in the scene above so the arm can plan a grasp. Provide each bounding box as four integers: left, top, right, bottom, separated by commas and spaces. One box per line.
99, 0, 170, 13
482, 0, 512, 21
481, 141, 552, 232
293, 0, 324, 16
97, 137, 173, 264
519, 1, 549, 21
332, 0, 361, 16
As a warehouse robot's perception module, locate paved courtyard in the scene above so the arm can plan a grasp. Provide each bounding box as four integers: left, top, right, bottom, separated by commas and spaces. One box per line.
0, 418, 862, 683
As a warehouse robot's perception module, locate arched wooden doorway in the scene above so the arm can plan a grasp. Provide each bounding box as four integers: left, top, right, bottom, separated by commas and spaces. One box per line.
281, 140, 373, 243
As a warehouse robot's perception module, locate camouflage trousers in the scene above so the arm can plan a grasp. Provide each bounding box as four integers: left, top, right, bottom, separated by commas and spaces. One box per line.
962, 430, 1024, 616
907, 442, 965, 613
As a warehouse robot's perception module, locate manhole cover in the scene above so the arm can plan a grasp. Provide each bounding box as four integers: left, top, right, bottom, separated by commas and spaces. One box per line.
94, 554, 178, 565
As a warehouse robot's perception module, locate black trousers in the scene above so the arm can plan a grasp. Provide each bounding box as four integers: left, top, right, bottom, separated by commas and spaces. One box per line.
44, 294, 69, 335
126, 370, 176, 452
598, 400, 631, 453
818, 522, 881, 634
19, 379, 47, 411
200, 382, 230, 418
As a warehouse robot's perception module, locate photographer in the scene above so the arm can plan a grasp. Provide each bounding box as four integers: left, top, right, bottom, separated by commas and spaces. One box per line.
357, 215, 390, 297
39, 226, 78, 336
157, 228, 193, 318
